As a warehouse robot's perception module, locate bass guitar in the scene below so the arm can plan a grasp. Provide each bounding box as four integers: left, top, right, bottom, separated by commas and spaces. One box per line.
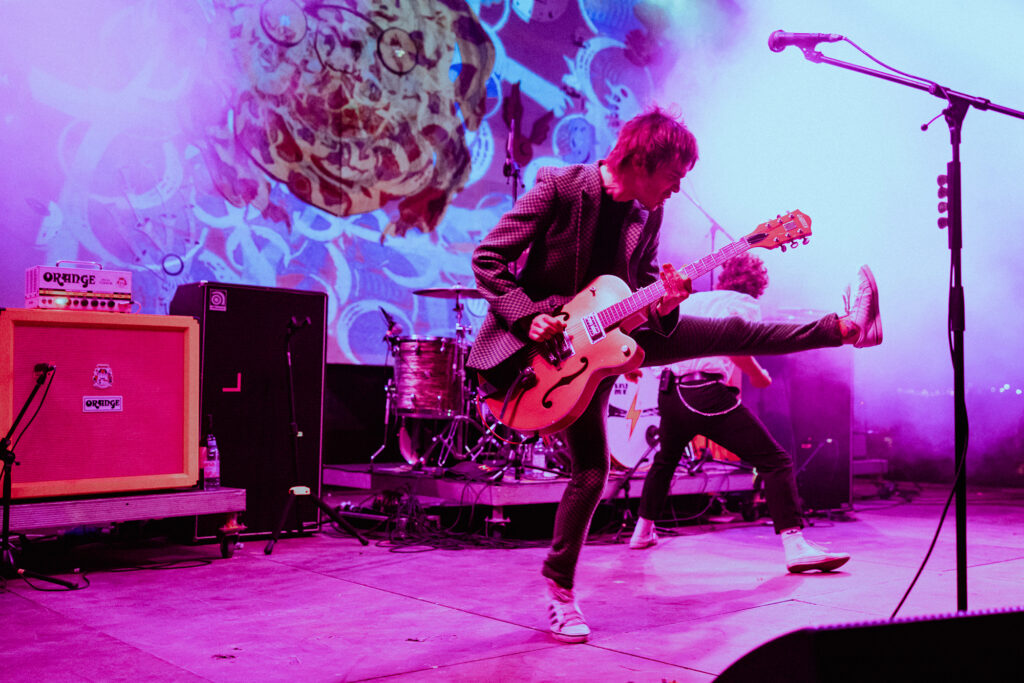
480, 210, 812, 435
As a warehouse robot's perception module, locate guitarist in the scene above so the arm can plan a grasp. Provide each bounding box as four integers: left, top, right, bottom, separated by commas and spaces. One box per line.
629, 253, 851, 576
467, 107, 881, 644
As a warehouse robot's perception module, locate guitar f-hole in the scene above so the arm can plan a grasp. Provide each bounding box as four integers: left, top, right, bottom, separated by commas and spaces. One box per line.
541, 358, 588, 408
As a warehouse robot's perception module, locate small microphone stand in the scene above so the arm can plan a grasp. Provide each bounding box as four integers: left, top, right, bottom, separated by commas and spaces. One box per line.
265, 318, 368, 554
790, 40, 1024, 612
1, 366, 76, 588
369, 326, 398, 473
504, 118, 526, 278
681, 188, 734, 291
607, 431, 659, 542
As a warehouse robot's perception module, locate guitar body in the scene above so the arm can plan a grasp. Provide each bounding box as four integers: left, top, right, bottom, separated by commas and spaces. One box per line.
478, 210, 812, 436
482, 275, 646, 435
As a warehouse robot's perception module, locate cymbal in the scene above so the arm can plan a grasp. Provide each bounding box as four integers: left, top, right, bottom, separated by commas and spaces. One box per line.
412, 286, 483, 299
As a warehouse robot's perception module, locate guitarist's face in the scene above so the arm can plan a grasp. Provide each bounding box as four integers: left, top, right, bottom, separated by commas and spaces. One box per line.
630, 163, 687, 211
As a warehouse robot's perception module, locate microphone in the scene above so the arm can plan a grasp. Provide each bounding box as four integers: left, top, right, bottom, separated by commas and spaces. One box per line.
503, 119, 515, 177
768, 30, 843, 53
288, 316, 311, 330
378, 307, 400, 335
33, 362, 56, 373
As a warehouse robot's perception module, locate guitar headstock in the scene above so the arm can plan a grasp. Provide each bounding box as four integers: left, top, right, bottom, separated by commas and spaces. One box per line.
745, 210, 812, 253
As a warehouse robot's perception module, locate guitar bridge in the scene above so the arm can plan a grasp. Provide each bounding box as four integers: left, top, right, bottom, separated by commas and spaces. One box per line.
542, 331, 574, 368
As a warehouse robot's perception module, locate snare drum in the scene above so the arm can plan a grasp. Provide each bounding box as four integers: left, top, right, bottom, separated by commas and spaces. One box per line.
606, 371, 661, 470
392, 336, 460, 418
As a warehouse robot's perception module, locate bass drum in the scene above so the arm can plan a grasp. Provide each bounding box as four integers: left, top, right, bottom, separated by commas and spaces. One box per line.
606, 371, 661, 471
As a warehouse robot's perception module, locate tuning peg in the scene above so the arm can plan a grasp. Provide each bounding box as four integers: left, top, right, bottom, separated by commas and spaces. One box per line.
938, 217, 948, 229
938, 201, 948, 213
780, 245, 787, 253
790, 241, 799, 249
802, 237, 810, 245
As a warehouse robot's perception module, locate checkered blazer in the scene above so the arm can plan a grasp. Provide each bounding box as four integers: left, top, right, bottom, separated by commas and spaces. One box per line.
468, 163, 673, 371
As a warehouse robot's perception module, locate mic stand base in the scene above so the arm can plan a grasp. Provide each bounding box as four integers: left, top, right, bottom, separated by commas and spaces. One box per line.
264, 486, 369, 555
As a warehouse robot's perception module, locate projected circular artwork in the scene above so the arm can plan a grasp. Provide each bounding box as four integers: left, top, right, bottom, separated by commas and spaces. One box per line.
205, 0, 494, 236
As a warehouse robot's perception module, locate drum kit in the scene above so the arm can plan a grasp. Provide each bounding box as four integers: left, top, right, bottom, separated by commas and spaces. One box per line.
373, 285, 567, 479
372, 286, 737, 479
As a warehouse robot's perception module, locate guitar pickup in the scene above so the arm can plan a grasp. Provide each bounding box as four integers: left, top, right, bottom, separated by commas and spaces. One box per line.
582, 314, 605, 344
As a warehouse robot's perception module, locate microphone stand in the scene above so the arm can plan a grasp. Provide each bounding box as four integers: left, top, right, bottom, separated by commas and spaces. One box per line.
681, 188, 735, 291
504, 118, 525, 278
1, 366, 76, 588
787, 42, 1024, 612
265, 318, 368, 554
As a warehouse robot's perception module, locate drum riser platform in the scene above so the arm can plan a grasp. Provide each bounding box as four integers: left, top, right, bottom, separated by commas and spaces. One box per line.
323, 463, 753, 507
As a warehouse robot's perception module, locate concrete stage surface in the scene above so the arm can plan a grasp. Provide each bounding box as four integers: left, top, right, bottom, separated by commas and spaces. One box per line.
2, 482, 1023, 682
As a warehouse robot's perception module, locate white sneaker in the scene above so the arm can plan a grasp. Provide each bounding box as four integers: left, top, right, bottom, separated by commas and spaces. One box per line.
843, 265, 882, 348
545, 578, 590, 643
782, 529, 850, 573
629, 520, 658, 550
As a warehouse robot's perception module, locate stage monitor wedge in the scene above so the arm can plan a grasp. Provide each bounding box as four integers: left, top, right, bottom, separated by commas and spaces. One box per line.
717, 607, 1024, 682
170, 283, 327, 538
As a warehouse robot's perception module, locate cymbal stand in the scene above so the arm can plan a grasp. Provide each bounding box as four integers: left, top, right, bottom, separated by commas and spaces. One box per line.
432, 291, 483, 467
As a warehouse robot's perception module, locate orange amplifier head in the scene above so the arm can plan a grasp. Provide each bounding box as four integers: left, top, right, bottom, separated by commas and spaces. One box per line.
25, 261, 133, 312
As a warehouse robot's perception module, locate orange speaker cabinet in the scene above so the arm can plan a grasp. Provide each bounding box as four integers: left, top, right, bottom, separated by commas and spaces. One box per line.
1, 309, 199, 499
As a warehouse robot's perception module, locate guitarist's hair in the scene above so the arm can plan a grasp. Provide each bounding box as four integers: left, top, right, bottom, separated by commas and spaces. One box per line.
715, 253, 769, 299
606, 106, 699, 177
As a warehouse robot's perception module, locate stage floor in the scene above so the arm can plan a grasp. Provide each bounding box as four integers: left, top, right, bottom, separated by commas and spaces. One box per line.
3, 482, 1024, 681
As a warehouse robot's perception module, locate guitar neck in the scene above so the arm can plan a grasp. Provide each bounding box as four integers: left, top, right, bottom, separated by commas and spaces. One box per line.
600, 239, 753, 328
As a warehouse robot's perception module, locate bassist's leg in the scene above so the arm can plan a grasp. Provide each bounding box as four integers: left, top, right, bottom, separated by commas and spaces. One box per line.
638, 313, 842, 367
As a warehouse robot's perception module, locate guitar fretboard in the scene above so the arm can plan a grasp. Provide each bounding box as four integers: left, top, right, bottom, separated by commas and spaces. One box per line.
598, 239, 752, 329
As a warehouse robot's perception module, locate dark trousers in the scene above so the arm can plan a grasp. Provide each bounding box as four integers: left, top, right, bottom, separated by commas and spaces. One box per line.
637, 380, 802, 532
541, 313, 840, 589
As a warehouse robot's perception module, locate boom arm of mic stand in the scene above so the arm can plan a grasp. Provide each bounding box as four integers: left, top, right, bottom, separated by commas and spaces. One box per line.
796, 49, 1022, 119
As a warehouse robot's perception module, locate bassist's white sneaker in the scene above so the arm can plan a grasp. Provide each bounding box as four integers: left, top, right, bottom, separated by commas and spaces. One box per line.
629, 520, 658, 549
782, 529, 850, 573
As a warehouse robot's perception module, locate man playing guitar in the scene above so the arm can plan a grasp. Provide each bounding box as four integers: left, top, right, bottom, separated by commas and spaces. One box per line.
468, 107, 881, 644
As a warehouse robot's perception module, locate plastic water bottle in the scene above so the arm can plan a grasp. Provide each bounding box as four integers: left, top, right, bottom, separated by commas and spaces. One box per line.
204, 434, 221, 488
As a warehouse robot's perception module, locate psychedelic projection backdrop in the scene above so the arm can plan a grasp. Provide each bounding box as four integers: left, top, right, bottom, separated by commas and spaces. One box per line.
1, 0, 721, 364
3, 1, 1024, 479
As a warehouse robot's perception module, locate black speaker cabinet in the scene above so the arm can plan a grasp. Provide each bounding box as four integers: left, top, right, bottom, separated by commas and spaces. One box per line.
170, 283, 327, 538
718, 607, 1024, 682
746, 346, 853, 513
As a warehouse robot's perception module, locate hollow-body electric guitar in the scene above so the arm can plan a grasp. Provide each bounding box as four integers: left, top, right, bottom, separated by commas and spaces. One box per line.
480, 210, 812, 435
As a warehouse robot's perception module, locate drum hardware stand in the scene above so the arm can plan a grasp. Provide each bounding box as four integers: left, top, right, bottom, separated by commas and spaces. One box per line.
607, 433, 659, 543
367, 379, 395, 473
487, 436, 530, 482
1, 365, 76, 588
415, 286, 481, 472
432, 412, 488, 468
265, 317, 368, 555
369, 310, 402, 473
683, 443, 713, 475
683, 439, 752, 476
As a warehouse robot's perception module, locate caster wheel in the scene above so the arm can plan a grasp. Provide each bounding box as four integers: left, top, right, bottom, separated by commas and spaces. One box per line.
220, 535, 237, 558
